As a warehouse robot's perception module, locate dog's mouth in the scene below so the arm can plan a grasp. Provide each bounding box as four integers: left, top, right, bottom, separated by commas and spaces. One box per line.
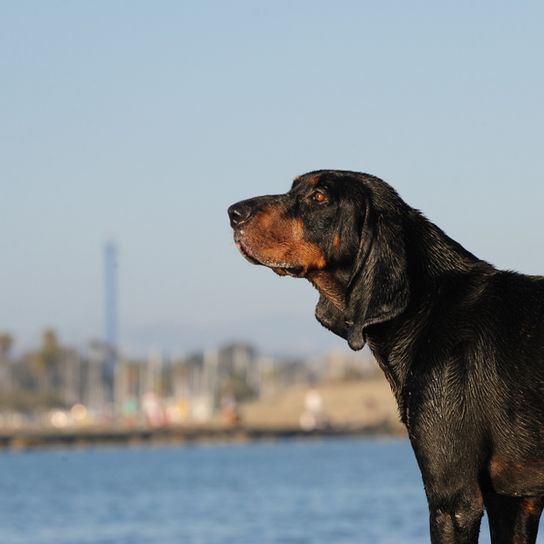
235, 239, 261, 265
234, 237, 305, 277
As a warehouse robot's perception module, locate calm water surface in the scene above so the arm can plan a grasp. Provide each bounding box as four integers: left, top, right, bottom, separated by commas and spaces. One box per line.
0, 437, 536, 544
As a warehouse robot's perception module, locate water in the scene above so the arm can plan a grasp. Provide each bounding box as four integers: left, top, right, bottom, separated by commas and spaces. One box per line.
0, 437, 538, 544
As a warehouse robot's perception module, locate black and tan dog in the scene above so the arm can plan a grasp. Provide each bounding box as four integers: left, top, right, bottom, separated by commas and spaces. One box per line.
228, 170, 544, 544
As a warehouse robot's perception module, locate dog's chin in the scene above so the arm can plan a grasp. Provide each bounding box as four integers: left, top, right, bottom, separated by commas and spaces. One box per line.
235, 241, 261, 265
234, 240, 305, 278
271, 266, 305, 278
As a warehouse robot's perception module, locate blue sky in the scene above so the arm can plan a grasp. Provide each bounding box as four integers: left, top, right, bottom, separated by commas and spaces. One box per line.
1, 1, 543, 356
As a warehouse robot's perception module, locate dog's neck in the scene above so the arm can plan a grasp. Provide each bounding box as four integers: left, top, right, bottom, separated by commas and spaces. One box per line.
306, 269, 348, 312
365, 214, 493, 421
308, 212, 492, 424
406, 210, 482, 277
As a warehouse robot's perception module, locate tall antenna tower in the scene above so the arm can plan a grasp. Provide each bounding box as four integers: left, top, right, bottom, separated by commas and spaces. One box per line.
104, 240, 118, 374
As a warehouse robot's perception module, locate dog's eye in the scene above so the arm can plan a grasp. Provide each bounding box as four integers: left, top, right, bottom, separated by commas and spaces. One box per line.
311, 191, 328, 204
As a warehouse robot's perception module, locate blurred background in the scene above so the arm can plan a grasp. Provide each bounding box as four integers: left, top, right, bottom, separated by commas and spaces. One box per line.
2, 0, 544, 432
1, 1, 543, 542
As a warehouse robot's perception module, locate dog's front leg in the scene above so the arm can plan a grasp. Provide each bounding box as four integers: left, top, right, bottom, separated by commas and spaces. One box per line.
428, 492, 484, 544
412, 429, 484, 543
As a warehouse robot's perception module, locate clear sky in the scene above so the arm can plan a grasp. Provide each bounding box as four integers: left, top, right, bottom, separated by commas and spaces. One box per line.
1, 1, 543, 357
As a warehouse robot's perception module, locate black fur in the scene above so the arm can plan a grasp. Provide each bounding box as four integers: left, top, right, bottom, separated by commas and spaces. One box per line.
228, 170, 544, 543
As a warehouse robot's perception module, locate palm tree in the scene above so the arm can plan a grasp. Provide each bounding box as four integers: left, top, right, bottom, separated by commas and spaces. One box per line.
28, 328, 62, 404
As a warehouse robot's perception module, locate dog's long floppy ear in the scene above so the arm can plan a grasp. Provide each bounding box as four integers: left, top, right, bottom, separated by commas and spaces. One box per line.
345, 193, 410, 351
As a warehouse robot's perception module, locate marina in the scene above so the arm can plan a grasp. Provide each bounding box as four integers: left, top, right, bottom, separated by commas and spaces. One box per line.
0, 421, 400, 451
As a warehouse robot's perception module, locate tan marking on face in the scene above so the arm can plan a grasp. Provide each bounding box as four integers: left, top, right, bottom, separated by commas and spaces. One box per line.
253, 207, 283, 230
292, 217, 304, 239
291, 218, 327, 270
239, 208, 326, 273
332, 233, 341, 250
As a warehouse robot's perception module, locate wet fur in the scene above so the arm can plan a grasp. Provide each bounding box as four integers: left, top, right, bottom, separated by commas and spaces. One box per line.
228, 170, 544, 543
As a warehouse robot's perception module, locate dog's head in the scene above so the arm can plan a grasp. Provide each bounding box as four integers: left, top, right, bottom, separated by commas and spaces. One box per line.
228, 170, 410, 350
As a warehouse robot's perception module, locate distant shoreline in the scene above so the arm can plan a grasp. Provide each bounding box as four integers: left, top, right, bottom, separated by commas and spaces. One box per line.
0, 422, 405, 453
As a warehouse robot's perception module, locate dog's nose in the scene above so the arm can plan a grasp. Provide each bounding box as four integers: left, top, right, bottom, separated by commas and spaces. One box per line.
228, 202, 253, 228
